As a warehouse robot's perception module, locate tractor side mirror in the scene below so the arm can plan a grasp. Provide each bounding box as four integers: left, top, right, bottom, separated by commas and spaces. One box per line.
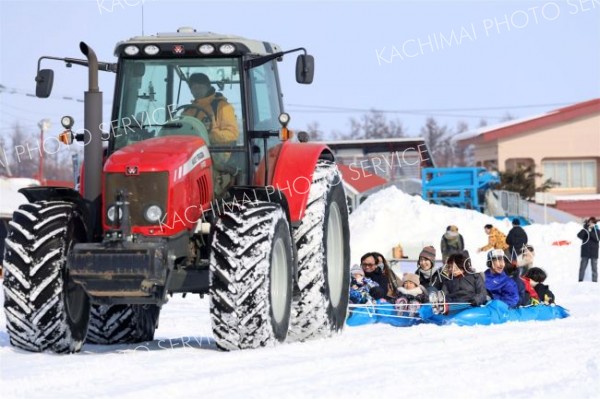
295, 54, 314, 84
35, 69, 54, 98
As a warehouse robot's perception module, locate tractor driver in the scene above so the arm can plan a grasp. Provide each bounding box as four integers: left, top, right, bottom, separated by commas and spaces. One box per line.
184, 72, 239, 146
184, 73, 240, 196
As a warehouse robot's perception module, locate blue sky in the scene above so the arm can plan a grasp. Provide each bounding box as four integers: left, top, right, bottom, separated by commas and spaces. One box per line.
0, 0, 599, 142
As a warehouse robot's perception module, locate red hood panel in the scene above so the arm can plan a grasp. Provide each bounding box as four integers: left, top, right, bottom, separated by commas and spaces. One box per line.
105, 136, 208, 173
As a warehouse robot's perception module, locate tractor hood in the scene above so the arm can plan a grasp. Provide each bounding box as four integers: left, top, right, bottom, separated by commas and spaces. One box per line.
104, 136, 211, 176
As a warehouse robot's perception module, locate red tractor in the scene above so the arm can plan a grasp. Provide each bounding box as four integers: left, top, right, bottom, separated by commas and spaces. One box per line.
2, 28, 350, 353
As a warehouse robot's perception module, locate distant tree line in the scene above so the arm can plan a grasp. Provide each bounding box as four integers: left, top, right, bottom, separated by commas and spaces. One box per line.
0, 124, 74, 181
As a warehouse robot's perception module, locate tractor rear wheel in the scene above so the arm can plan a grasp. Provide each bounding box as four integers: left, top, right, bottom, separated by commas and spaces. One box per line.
2, 201, 90, 353
210, 201, 293, 350
288, 161, 350, 342
86, 304, 160, 345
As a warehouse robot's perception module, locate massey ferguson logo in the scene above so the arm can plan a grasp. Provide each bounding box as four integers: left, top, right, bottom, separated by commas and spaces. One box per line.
172, 45, 185, 55
125, 166, 139, 176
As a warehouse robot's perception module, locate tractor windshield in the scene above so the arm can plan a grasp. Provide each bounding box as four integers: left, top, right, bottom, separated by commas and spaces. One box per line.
111, 58, 243, 152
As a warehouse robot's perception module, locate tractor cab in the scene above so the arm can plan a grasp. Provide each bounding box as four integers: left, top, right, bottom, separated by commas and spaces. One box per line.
109, 28, 313, 191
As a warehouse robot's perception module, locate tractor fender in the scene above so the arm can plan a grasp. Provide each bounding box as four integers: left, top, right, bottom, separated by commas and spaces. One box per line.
18, 186, 92, 241
270, 142, 334, 223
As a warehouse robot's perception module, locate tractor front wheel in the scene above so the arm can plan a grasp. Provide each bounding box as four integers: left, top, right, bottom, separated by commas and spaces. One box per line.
2, 201, 90, 353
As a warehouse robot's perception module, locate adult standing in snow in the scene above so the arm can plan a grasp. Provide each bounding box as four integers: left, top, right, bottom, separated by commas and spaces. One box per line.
577, 217, 599, 282
360, 253, 388, 300
506, 218, 528, 266
415, 246, 443, 291
477, 224, 508, 254
483, 249, 519, 308
440, 225, 465, 263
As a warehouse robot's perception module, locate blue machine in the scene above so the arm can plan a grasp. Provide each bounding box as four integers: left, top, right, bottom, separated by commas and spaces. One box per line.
421, 167, 529, 224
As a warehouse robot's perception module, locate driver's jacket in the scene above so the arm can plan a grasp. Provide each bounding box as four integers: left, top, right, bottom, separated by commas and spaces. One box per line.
183, 92, 239, 145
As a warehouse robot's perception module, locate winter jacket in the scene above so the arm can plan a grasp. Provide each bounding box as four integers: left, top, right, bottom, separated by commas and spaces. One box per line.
396, 285, 429, 303
534, 283, 555, 304
183, 90, 239, 144
483, 269, 520, 308
480, 227, 509, 252
364, 268, 389, 300
349, 277, 379, 304
506, 266, 531, 307
415, 267, 444, 291
384, 267, 403, 299
506, 226, 528, 261
441, 232, 465, 261
521, 277, 539, 302
577, 225, 600, 259
441, 273, 487, 306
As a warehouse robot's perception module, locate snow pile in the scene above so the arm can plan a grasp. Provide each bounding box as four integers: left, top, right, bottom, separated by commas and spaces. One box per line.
0, 177, 39, 217
350, 186, 583, 277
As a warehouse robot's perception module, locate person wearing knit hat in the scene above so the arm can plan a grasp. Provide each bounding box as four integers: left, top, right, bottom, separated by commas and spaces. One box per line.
350, 264, 364, 277
415, 246, 443, 290
441, 225, 465, 263
349, 264, 380, 305
395, 272, 429, 317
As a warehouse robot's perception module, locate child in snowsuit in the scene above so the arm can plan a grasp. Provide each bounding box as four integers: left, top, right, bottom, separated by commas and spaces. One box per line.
349, 264, 379, 305
395, 273, 428, 317
524, 267, 555, 304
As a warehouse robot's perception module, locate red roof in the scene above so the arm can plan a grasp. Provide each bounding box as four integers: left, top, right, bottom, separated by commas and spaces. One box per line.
461, 98, 600, 144
337, 164, 388, 194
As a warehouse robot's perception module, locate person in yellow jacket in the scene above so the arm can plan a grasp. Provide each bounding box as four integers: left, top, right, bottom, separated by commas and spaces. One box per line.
478, 224, 509, 253
183, 72, 239, 145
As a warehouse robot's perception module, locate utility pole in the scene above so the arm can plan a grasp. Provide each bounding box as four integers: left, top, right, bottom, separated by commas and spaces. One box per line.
37, 118, 51, 184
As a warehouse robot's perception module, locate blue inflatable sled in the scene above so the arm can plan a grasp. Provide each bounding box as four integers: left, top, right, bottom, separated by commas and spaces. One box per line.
346, 299, 569, 327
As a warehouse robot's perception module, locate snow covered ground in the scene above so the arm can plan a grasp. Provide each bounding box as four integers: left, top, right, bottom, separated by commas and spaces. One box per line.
1, 187, 599, 398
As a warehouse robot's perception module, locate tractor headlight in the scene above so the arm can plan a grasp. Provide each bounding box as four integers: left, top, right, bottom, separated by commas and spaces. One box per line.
107, 205, 123, 224
198, 44, 215, 55
124, 45, 140, 56
144, 45, 160, 55
144, 205, 163, 223
219, 44, 235, 54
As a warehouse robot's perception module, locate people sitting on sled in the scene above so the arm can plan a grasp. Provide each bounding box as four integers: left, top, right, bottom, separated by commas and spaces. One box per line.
440, 251, 487, 311
484, 249, 520, 308
415, 246, 443, 291
504, 255, 532, 306
395, 273, 428, 317
360, 252, 399, 301
349, 264, 381, 304
523, 267, 555, 304
372, 251, 403, 300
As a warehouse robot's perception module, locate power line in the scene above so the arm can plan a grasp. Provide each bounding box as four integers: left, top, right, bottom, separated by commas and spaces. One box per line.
286, 101, 572, 114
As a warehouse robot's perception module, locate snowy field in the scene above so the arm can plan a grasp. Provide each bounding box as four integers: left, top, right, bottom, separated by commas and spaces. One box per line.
1, 187, 599, 398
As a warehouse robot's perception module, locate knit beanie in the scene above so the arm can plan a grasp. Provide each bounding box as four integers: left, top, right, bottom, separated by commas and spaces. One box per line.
402, 273, 420, 286
350, 264, 364, 277
419, 246, 436, 263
